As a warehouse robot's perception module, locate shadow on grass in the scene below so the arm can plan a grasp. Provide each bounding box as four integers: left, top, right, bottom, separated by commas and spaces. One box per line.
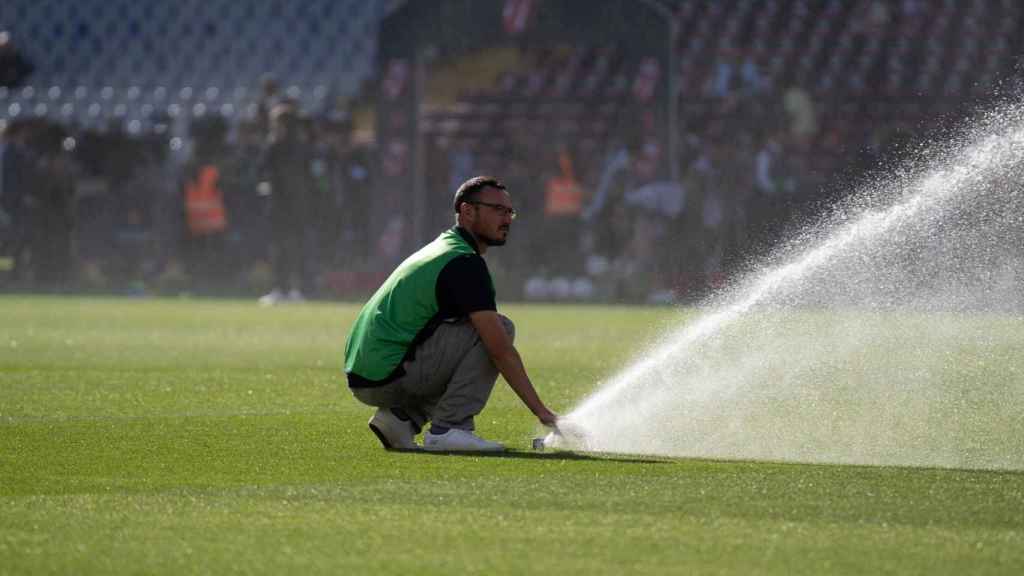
396, 448, 1024, 472
400, 448, 668, 464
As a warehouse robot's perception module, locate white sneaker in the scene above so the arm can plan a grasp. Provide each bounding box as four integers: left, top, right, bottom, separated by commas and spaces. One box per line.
368, 408, 419, 451
423, 428, 505, 452
258, 289, 285, 306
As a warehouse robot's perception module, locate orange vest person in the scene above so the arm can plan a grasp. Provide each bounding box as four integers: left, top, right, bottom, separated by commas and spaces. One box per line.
185, 165, 227, 235
545, 151, 584, 216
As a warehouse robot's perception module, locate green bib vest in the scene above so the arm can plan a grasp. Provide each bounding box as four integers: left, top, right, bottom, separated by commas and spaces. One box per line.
344, 228, 493, 381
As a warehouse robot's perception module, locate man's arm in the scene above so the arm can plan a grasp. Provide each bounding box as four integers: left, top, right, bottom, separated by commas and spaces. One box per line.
469, 310, 558, 426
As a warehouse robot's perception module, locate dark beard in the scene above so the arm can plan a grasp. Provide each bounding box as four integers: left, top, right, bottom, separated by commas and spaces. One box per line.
479, 226, 509, 246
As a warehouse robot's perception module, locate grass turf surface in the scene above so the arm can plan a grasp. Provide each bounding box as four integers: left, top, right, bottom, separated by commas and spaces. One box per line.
1, 296, 1022, 574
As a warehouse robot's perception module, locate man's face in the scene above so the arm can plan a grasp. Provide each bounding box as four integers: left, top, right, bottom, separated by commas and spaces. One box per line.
466, 187, 514, 246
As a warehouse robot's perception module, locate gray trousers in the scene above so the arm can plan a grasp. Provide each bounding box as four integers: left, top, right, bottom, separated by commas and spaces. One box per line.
351, 315, 514, 431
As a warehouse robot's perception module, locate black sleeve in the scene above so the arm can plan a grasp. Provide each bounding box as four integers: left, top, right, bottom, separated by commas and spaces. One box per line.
436, 255, 496, 318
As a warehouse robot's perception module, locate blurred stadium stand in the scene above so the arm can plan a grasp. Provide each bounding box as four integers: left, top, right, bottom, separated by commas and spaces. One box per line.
0, 0, 403, 128
2, 0, 1019, 134
1, 0, 1023, 302
419, 0, 1022, 153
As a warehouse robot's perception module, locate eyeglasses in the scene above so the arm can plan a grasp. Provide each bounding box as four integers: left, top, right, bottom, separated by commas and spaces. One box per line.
467, 201, 517, 220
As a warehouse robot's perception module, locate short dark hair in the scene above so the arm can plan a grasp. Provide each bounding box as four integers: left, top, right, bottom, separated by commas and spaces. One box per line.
453, 176, 506, 213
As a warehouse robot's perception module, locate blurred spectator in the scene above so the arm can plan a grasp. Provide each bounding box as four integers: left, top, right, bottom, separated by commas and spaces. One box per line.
11, 122, 76, 290
542, 146, 585, 273
739, 50, 771, 96
310, 119, 350, 271
707, 47, 740, 98
1, 120, 32, 283
182, 116, 230, 292
783, 83, 818, 144
255, 75, 281, 137
447, 138, 476, 196
581, 145, 629, 225
136, 119, 182, 291
690, 144, 728, 285
0, 31, 33, 89
752, 132, 794, 241
37, 127, 76, 290
258, 103, 315, 304
0, 125, 8, 230
344, 142, 373, 266
221, 120, 269, 267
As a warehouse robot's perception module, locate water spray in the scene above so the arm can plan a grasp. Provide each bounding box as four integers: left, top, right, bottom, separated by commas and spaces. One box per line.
555, 102, 1024, 470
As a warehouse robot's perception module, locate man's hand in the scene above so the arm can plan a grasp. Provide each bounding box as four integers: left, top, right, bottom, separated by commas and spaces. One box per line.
534, 406, 559, 427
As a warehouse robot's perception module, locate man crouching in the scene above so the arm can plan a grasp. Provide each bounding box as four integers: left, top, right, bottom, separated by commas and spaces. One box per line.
345, 176, 558, 451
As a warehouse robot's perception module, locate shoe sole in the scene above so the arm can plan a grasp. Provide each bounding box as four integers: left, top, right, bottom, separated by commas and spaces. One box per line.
423, 448, 506, 454
369, 421, 420, 452
368, 422, 394, 449
423, 443, 505, 453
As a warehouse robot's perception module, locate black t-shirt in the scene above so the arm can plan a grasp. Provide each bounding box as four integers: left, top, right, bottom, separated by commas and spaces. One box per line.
436, 254, 496, 318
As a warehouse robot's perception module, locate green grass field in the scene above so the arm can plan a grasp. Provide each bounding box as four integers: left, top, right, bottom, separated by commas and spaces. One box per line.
1, 296, 1022, 574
